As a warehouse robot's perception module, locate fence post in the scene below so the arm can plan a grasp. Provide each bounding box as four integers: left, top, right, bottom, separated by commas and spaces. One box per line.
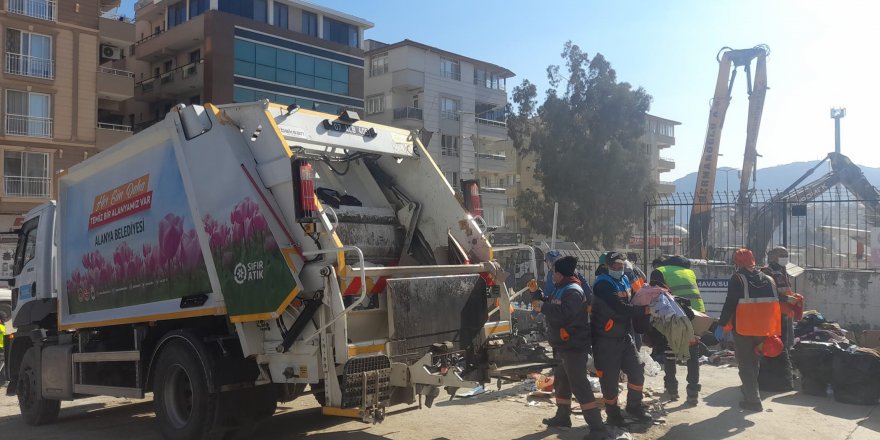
782, 200, 788, 248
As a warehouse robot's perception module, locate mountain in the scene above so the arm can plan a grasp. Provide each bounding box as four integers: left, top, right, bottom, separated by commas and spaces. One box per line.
673, 161, 880, 195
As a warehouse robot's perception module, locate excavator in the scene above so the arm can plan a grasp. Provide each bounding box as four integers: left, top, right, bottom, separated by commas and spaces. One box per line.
688, 44, 770, 259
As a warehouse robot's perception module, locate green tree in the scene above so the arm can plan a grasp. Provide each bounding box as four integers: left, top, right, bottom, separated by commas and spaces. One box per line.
508, 42, 653, 248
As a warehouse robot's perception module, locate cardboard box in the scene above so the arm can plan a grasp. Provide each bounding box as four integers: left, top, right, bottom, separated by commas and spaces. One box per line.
861, 330, 880, 348
692, 311, 715, 336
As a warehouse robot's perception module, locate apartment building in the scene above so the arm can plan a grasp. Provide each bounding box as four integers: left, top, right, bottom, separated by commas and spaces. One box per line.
642, 114, 679, 196
0, 0, 135, 233
363, 39, 514, 229
129, 0, 372, 130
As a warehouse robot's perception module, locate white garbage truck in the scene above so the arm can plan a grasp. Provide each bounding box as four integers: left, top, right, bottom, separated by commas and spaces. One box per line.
2, 101, 539, 439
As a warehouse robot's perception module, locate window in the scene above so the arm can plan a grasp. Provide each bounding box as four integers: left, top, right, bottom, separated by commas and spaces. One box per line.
13, 217, 39, 277
444, 171, 459, 189
440, 97, 460, 121
218, 0, 266, 22
189, 49, 201, 64
441, 135, 460, 157
189, 0, 209, 18
440, 58, 460, 80
273, 2, 289, 29
252, 0, 267, 23
302, 11, 318, 37
5, 90, 51, 137
366, 94, 384, 115
3, 151, 49, 198
7, 0, 55, 21
475, 102, 505, 124
323, 17, 358, 48
167, 2, 187, 28
474, 68, 506, 91
233, 38, 349, 95
5, 29, 53, 79
413, 94, 419, 109
369, 53, 388, 77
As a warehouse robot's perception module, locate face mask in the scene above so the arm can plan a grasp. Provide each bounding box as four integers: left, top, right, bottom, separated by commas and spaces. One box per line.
608, 269, 624, 280
777, 257, 789, 266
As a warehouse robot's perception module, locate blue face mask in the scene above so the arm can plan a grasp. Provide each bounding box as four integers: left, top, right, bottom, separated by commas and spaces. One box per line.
608, 269, 625, 280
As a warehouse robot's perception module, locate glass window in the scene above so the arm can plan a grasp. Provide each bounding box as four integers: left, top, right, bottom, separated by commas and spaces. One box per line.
5, 29, 53, 79
234, 39, 255, 62
366, 95, 384, 115
274, 94, 296, 106
234, 86, 256, 102
167, 2, 187, 28
296, 98, 314, 109
331, 81, 347, 95
323, 17, 358, 48
255, 45, 275, 66
252, 0, 267, 23
276, 69, 295, 84
255, 64, 275, 81
234, 60, 255, 77
3, 151, 49, 197
441, 135, 460, 157
440, 58, 460, 80
314, 58, 332, 79
295, 54, 314, 74
314, 77, 332, 92
369, 54, 387, 77
295, 73, 315, 88
440, 97, 460, 120
189, 0, 209, 18
332, 63, 348, 82
314, 102, 339, 114
218, 0, 238, 13
6, 90, 51, 137
276, 50, 296, 71
273, 3, 288, 28
253, 89, 276, 101
302, 11, 318, 37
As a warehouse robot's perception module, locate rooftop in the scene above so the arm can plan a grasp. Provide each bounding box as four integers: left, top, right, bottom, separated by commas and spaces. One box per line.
134, 0, 373, 28
366, 39, 515, 78
646, 113, 682, 125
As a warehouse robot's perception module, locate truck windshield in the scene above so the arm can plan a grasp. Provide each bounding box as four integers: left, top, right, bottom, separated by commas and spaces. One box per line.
13, 217, 38, 276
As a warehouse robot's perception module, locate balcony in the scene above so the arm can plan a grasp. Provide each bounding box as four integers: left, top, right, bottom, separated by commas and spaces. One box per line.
391, 69, 424, 90
5, 114, 52, 138
476, 152, 512, 173
7, 0, 56, 21
657, 180, 676, 194
136, 60, 203, 102
658, 156, 675, 171
4, 176, 51, 198
96, 122, 132, 149
480, 187, 507, 206
133, 13, 204, 62
97, 66, 135, 101
99, 16, 135, 47
5, 53, 54, 80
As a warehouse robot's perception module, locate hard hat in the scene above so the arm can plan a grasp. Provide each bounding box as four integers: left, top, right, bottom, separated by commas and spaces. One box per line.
767, 246, 789, 262
755, 336, 784, 358
733, 249, 755, 268
544, 250, 562, 263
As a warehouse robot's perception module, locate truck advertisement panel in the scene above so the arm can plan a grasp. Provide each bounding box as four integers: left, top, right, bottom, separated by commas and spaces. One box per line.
62, 143, 211, 315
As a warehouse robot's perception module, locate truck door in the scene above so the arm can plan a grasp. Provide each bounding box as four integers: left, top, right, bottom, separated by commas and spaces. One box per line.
11, 215, 42, 321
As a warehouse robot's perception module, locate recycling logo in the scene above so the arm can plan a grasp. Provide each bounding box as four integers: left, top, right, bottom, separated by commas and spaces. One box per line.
234, 263, 247, 285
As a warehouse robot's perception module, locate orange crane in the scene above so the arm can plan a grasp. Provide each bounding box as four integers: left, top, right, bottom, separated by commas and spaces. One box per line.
688, 44, 770, 259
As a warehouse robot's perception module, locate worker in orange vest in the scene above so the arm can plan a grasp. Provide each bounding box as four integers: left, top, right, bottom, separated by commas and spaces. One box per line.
719, 248, 780, 412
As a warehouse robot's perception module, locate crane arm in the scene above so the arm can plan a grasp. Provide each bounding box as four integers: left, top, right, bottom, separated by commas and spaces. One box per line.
739, 48, 769, 202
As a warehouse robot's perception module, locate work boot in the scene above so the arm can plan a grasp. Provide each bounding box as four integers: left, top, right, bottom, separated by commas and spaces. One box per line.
665, 387, 680, 401
686, 384, 701, 405
584, 408, 611, 440
605, 404, 626, 427
739, 400, 763, 412
625, 404, 654, 423
543, 405, 572, 428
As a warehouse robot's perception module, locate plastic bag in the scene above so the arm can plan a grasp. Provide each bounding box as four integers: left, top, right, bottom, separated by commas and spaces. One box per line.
639, 350, 662, 377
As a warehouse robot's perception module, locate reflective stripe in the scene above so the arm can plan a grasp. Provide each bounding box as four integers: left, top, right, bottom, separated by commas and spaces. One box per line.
739, 297, 779, 304
628, 383, 644, 391
581, 401, 598, 410
604, 397, 618, 405
555, 398, 572, 405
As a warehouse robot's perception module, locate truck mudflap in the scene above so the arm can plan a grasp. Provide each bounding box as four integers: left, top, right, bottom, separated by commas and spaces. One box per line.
341, 355, 392, 423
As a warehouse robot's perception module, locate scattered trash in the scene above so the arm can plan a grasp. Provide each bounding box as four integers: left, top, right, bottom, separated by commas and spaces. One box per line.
458, 384, 486, 398
535, 374, 555, 392
709, 349, 738, 365
639, 351, 662, 377
589, 376, 601, 392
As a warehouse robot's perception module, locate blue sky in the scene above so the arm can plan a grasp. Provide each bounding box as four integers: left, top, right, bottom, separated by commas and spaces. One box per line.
119, 1, 880, 180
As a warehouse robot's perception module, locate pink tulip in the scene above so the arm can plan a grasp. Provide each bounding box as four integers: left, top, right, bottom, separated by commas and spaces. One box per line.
178, 229, 203, 272
159, 213, 184, 264
232, 222, 245, 244
209, 223, 230, 251
252, 211, 269, 235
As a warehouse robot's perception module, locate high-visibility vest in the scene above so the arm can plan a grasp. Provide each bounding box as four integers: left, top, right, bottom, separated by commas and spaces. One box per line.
657, 265, 705, 312
734, 273, 781, 337
0, 322, 5, 349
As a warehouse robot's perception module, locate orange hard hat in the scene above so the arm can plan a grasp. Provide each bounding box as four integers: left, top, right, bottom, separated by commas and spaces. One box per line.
734, 248, 756, 269
755, 335, 784, 358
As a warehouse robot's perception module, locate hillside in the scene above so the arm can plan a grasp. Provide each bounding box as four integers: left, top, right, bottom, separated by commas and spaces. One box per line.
673, 161, 880, 194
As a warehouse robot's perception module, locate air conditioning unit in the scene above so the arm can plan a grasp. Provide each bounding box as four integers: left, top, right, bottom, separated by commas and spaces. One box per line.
101, 44, 123, 60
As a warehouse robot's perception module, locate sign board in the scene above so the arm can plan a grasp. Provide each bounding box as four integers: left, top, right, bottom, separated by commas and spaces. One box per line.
696, 278, 729, 318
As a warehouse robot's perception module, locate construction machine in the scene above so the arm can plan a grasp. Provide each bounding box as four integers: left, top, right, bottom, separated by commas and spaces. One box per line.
688, 44, 770, 259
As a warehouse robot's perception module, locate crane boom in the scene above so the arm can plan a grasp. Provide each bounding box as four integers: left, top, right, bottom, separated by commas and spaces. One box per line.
688, 44, 770, 259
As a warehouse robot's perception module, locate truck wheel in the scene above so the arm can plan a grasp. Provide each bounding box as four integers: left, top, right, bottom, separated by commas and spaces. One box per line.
153, 340, 218, 440
17, 347, 60, 425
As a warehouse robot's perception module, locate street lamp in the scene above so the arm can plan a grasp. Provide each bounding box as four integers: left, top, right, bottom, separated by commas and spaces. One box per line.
719, 168, 740, 195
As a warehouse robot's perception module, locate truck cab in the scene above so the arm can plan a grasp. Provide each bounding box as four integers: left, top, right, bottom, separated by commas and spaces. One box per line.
8, 202, 56, 330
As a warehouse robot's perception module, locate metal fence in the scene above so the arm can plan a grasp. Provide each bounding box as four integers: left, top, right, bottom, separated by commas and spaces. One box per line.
643, 188, 880, 270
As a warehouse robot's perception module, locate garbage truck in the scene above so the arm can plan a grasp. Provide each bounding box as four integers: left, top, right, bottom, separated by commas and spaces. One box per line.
3, 101, 538, 439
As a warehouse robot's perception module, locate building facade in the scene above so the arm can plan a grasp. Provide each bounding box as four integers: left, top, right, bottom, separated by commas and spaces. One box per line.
0, 0, 134, 233
129, 0, 372, 130
363, 39, 514, 229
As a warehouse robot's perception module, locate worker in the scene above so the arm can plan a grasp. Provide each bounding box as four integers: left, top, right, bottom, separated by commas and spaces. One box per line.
649, 255, 704, 403
530, 256, 609, 439
760, 246, 800, 351
719, 248, 780, 412
592, 251, 653, 426
544, 250, 590, 296
0, 311, 6, 387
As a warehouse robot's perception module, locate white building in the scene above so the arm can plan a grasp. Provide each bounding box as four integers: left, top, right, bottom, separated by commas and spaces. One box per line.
363, 39, 515, 228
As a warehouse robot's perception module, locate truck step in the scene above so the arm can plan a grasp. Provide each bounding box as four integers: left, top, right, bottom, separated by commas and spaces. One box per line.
73, 384, 144, 399
72, 351, 140, 362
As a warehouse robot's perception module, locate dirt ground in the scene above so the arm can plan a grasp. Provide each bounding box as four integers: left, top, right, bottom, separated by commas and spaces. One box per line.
1, 362, 877, 439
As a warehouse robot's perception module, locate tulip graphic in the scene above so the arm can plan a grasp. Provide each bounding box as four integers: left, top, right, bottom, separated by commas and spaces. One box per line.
159, 213, 183, 264
178, 229, 203, 272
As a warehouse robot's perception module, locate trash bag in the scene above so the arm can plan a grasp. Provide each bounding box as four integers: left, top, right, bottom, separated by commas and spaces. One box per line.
791, 341, 838, 378
831, 349, 880, 405
800, 377, 829, 397
758, 350, 794, 392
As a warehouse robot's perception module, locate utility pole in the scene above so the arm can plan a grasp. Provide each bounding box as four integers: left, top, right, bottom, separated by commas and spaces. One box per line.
831, 107, 846, 154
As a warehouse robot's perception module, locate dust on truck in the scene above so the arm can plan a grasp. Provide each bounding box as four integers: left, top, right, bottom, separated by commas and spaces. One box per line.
3, 101, 527, 439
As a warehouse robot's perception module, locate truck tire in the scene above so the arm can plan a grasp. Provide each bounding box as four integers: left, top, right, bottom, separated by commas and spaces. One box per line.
17, 347, 60, 425
153, 340, 219, 440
